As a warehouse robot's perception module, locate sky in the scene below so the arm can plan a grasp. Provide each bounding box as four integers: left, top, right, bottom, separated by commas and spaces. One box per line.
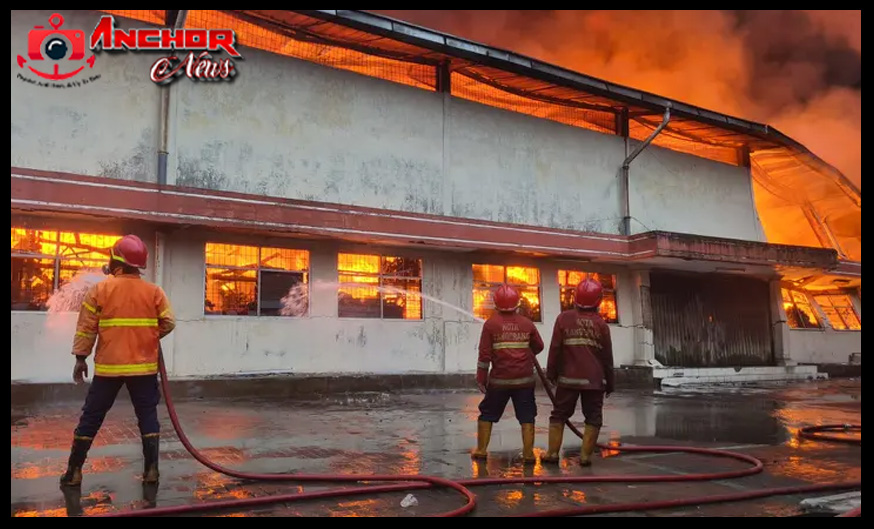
375, 10, 862, 190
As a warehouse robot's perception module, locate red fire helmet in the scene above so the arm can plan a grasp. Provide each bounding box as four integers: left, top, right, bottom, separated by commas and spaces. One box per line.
110, 234, 148, 269
574, 278, 603, 309
494, 284, 520, 312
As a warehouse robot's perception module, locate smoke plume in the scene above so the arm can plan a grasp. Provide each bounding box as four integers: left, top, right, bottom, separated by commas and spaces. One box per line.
376, 10, 861, 189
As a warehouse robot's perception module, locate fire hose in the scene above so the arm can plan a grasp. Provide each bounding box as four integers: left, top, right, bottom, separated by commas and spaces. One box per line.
93, 348, 861, 517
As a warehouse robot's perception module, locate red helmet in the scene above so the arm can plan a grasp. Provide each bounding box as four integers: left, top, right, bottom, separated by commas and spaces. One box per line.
574, 278, 603, 309
110, 234, 148, 269
493, 284, 520, 312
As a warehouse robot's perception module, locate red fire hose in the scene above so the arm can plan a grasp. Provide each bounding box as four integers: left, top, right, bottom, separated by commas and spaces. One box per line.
92, 351, 860, 517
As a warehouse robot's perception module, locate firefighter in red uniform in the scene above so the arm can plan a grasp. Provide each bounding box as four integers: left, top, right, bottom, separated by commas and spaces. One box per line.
542, 278, 614, 466
472, 284, 545, 463
60, 235, 176, 487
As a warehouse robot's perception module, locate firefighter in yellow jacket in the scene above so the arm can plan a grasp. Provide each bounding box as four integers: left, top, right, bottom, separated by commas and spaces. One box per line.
60, 234, 176, 487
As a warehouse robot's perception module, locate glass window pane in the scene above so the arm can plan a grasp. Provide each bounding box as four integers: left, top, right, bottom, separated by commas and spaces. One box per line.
58, 259, 106, 289
836, 307, 861, 330
382, 278, 422, 320
472, 286, 495, 321
600, 291, 618, 323
338, 283, 381, 318
11, 257, 54, 311
58, 232, 121, 261
517, 286, 541, 322
206, 243, 258, 268
473, 264, 504, 284
382, 256, 422, 278
596, 273, 615, 290
819, 305, 846, 330
559, 287, 575, 312
260, 271, 307, 316
338, 253, 379, 274
261, 248, 309, 271
11, 228, 57, 256
205, 267, 257, 315
506, 266, 539, 286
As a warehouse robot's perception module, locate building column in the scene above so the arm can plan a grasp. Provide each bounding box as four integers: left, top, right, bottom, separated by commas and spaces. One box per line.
769, 280, 795, 366
629, 269, 655, 366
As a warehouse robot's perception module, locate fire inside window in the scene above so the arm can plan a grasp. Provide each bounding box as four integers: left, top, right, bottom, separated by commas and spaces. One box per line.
472, 264, 542, 322
557, 270, 618, 323
11, 228, 121, 311
204, 243, 309, 316
781, 289, 822, 329
813, 294, 861, 331
337, 254, 423, 319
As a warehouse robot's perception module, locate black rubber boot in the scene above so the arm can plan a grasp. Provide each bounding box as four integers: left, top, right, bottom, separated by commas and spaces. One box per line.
59, 437, 93, 487
142, 435, 160, 483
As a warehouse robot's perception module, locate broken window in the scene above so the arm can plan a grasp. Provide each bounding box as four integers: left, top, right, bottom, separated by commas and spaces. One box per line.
781, 289, 822, 329
11, 228, 121, 311
472, 264, 542, 322
204, 243, 309, 316
813, 294, 861, 331
337, 253, 423, 319
557, 270, 619, 323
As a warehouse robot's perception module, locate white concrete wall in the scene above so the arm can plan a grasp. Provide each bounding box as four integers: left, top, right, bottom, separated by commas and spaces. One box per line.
788, 329, 862, 365
628, 144, 765, 241
10, 10, 161, 182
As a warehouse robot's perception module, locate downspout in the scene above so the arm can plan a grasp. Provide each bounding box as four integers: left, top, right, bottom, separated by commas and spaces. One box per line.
158, 10, 189, 186
620, 107, 671, 236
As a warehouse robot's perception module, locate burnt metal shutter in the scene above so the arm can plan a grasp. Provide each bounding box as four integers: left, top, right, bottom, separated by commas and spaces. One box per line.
651, 271, 773, 367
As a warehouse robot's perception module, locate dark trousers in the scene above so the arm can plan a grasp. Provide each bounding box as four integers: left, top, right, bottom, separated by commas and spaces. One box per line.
478, 387, 537, 424
549, 387, 605, 427
74, 375, 161, 438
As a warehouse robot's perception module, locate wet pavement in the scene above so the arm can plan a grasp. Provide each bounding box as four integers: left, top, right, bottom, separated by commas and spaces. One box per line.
11, 378, 861, 517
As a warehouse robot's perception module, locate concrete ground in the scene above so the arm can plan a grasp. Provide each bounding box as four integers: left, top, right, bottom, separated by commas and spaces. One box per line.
11, 378, 861, 517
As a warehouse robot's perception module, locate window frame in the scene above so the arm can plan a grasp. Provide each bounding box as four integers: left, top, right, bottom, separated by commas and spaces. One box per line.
203, 242, 311, 318
11, 228, 121, 312
556, 269, 620, 324
471, 264, 543, 323
813, 293, 861, 332
336, 253, 424, 321
780, 288, 823, 331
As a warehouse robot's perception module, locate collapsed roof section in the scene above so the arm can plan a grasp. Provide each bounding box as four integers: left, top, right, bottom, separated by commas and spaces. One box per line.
100, 9, 862, 262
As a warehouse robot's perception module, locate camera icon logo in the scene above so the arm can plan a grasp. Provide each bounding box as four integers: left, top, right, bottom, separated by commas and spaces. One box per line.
17, 13, 96, 82
28, 13, 86, 61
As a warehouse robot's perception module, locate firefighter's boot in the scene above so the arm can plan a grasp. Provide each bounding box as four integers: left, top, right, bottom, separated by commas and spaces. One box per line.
142, 435, 160, 483
521, 423, 536, 463
541, 422, 564, 463
59, 437, 93, 487
471, 421, 492, 460
580, 424, 600, 467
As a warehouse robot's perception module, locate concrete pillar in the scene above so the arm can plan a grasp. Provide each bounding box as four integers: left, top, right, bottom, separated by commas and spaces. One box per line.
769, 280, 795, 366
310, 241, 339, 318
629, 269, 655, 366
153, 230, 176, 374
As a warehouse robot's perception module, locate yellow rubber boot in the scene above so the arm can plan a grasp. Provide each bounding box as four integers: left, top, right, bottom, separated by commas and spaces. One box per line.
580, 424, 600, 467
521, 423, 536, 463
471, 421, 492, 460
541, 422, 564, 463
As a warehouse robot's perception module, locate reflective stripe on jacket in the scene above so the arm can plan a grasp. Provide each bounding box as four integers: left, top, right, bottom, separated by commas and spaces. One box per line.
546, 309, 614, 392
478, 313, 544, 389
72, 273, 176, 377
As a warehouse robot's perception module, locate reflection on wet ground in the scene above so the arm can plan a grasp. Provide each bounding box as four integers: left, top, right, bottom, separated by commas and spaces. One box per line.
11, 378, 860, 517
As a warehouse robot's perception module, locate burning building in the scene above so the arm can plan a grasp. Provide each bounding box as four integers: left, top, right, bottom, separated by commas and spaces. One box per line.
10, 10, 861, 387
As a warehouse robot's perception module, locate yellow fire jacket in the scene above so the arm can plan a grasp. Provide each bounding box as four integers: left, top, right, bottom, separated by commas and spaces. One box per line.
72, 273, 176, 377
